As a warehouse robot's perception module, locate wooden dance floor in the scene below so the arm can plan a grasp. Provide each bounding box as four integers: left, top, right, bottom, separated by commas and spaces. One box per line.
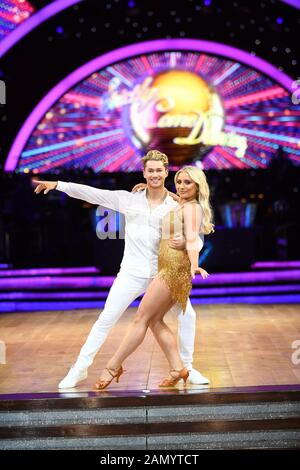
1, 304, 300, 394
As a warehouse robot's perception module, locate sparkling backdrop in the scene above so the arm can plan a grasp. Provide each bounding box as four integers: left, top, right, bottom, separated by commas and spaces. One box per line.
0, 0, 34, 41
17, 51, 300, 172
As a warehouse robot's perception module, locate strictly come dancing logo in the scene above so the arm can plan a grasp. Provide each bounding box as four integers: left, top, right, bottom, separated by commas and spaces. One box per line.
104, 70, 247, 166
14, 51, 299, 173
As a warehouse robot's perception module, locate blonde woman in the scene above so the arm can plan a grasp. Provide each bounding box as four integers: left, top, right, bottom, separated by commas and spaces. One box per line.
95, 166, 214, 389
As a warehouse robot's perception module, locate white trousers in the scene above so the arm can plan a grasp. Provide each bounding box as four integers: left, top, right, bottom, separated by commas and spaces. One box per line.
75, 271, 197, 370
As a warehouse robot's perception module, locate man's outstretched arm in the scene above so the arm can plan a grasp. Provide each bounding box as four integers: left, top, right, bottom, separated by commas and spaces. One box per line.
33, 180, 131, 213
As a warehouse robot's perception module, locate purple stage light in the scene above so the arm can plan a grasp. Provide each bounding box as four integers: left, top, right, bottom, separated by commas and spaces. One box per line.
190, 294, 300, 305
0, 0, 82, 58
252, 261, 300, 269
191, 284, 300, 296
280, 0, 300, 8
0, 284, 299, 301
0, 266, 100, 277
276, 17, 284, 24
1, 270, 300, 291
0, 275, 115, 290
5, 39, 296, 172
1, 294, 299, 313
0, 291, 108, 300
199, 270, 300, 284
0, 300, 110, 312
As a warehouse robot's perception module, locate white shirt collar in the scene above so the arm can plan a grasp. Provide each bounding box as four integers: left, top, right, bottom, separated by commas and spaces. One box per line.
142, 188, 172, 206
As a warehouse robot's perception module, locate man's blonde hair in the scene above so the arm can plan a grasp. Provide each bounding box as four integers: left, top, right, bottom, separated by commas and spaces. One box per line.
142, 149, 169, 169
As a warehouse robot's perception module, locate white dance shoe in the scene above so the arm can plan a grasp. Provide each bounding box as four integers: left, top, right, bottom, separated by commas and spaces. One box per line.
58, 365, 88, 389
186, 368, 210, 385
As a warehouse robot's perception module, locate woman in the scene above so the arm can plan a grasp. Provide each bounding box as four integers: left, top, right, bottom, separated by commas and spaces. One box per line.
95, 166, 214, 390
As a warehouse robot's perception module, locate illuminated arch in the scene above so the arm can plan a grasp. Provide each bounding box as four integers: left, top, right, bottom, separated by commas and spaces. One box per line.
5, 38, 296, 171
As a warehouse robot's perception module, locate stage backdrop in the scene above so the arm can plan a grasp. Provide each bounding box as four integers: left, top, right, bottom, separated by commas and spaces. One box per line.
6, 47, 300, 173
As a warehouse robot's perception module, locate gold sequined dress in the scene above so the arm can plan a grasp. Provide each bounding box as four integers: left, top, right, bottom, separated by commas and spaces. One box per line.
157, 204, 193, 311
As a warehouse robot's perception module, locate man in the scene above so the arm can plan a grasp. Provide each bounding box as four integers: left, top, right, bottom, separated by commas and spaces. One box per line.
33, 150, 209, 388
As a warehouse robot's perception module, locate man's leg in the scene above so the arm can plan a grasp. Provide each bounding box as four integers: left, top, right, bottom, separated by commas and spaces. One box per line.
177, 299, 210, 385
58, 273, 150, 388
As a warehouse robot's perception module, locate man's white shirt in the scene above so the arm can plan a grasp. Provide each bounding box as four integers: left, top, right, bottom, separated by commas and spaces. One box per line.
56, 182, 203, 278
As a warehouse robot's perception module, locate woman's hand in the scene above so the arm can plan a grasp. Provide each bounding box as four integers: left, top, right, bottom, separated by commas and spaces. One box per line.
131, 183, 147, 193
33, 180, 58, 194
191, 266, 209, 280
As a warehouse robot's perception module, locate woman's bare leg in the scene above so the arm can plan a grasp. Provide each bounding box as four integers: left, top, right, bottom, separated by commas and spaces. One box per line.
98, 278, 179, 381
149, 317, 184, 372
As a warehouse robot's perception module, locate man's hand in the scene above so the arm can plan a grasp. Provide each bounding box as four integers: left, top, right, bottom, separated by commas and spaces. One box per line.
168, 234, 186, 250
132, 183, 147, 193
168, 191, 180, 203
33, 180, 58, 194
191, 266, 209, 280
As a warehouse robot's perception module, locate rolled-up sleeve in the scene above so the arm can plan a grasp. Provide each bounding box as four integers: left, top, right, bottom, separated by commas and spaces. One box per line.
56, 181, 131, 214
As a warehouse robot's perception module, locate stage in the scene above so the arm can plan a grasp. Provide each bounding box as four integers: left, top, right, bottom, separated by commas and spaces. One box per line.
1, 303, 300, 449
1, 303, 300, 393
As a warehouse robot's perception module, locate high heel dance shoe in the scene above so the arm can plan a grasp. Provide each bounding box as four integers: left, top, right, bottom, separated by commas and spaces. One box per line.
94, 365, 124, 390
159, 367, 189, 388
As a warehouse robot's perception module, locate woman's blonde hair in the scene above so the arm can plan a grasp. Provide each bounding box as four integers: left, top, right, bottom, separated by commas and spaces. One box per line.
174, 166, 214, 235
